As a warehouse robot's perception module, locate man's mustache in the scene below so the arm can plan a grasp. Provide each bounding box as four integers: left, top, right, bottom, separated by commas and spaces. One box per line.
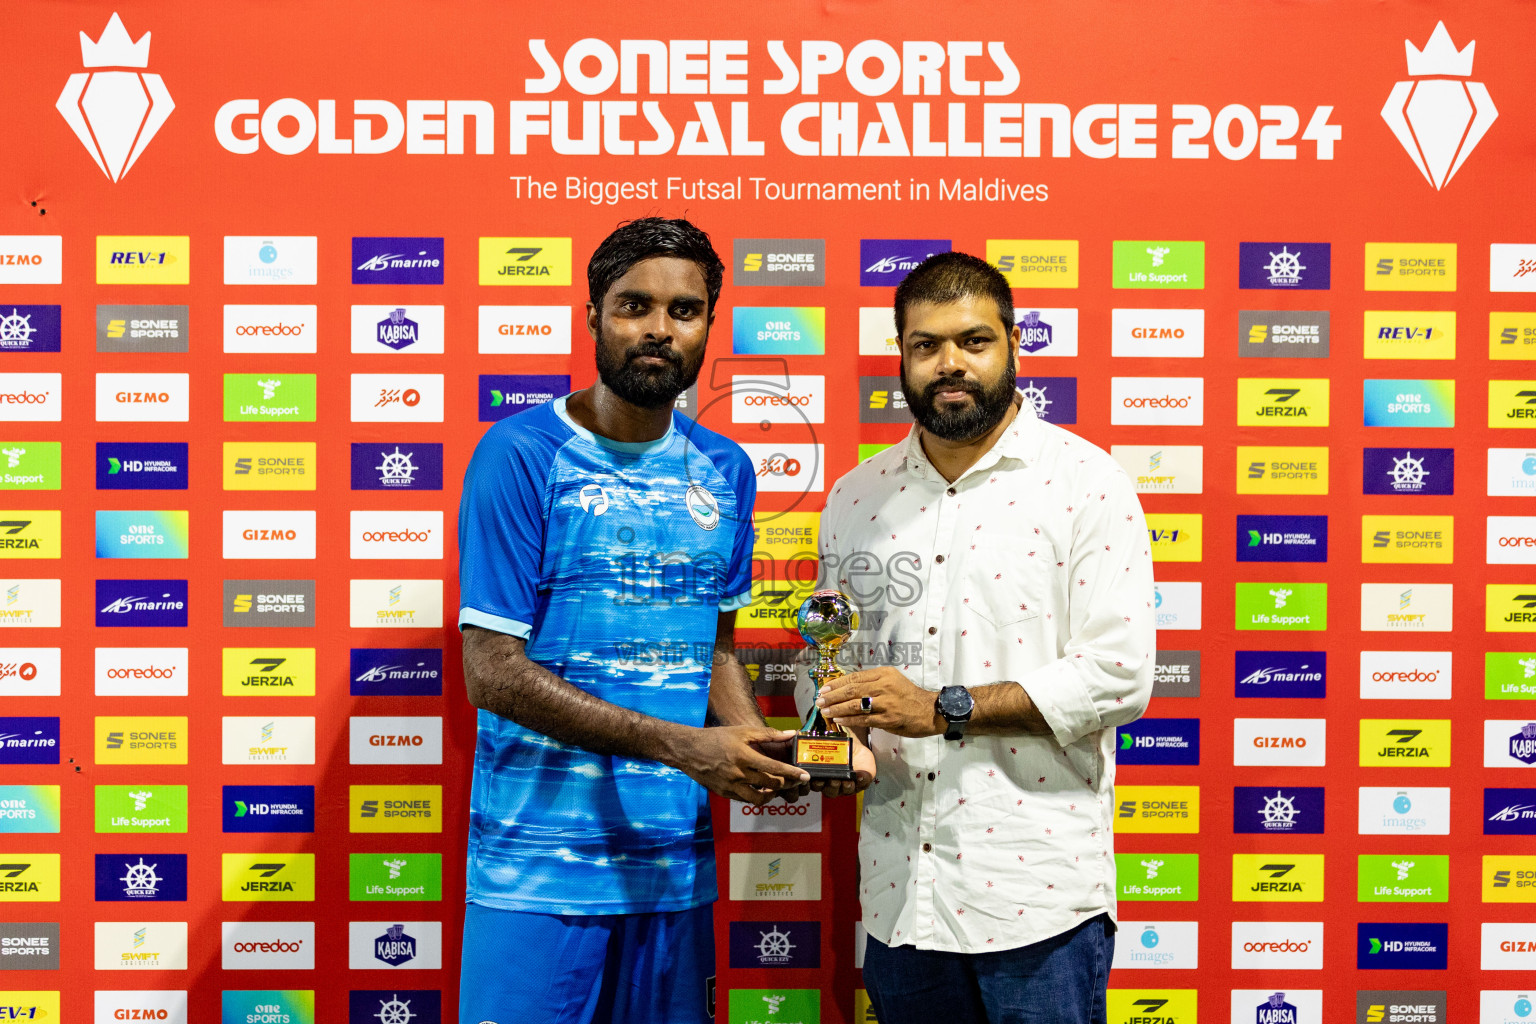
924, 376, 981, 398
625, 342, 683, 367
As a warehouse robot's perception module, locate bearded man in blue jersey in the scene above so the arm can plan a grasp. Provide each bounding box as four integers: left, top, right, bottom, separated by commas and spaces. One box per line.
457, 217, 807, 1024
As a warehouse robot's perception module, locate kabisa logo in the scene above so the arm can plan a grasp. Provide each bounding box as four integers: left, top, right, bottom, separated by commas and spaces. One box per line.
93, 852, 187, 901
376, 309, 418, 351
98, 443, 188, 490
1255, 992, 1299, 1024
350, 649, 443, 697
1362, 448, 1453, 496
1017, 378, 1077, 424
96, 579, 188, 627
351, 443, 443, 491
223, 785, 316, 834
375, 924, 416, 966
1382, 22, 1496, 190
352, 237, 446, 285
1116, 719, 1199, 766
347, 991, 441, 1024
348, 920, 442, 970
1239, 243, 1331, 290
1233, 787, 1325, 834
352, 305, 444, 355
0, 307, 61, 353
478, 375, 569, 422
1235, 651, 1326, 699
57, 13, 174, 182
1017, 309, 1079, 356
860, 239, 950, 286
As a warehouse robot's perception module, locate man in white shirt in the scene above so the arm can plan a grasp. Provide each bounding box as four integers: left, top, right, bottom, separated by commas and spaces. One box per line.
809, 251, 1155, 1024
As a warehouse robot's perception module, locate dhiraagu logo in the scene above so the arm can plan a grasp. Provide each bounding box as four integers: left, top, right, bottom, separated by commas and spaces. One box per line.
1235, 582, 1327, 630
732, 307, 825, 355
95, 510, 188, 559
1112, 241, 1204, 289
1114, 853, 1198, 901
1358, 853, 1449, 902
1363, 379, 1455, 427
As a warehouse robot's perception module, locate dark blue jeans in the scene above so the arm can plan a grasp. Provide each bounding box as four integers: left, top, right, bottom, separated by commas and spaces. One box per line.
863, 914, 1114, 1024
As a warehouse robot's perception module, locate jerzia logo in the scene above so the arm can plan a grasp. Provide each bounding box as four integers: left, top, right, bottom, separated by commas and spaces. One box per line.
57, 13, 174, 182
1382, 22, 1497, 190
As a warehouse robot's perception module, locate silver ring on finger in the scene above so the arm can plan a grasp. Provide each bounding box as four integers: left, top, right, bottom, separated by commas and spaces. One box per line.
860, 695, 874, 714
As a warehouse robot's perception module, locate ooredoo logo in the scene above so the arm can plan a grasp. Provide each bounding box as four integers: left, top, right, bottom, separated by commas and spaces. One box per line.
94, 647, 187, 697
350, 511, 443, 560
730, 792, 824, 833
1360, 651, 1452, 700
1230, 921, 1324, 969
221, 920, 314, 969
730, 375, 825, 424
1111, 378, 1204, 425
0, 375, 62, 422
223, 305, 318, 353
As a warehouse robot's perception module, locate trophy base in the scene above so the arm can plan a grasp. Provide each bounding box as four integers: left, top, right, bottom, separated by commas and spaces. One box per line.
793, 734, 855, 781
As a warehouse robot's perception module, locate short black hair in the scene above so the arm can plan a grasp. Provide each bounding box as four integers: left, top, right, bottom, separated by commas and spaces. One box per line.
587, 217, 724, 315
893, 251, 1014, 339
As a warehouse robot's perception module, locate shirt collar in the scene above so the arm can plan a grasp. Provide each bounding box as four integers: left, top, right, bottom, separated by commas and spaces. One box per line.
901, 389, 1039, 481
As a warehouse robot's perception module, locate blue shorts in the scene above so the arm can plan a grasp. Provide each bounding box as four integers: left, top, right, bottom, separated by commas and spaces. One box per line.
458, 901, 715, 1024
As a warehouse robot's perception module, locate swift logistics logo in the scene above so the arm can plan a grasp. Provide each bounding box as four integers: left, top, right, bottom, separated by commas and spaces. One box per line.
1113, 853, 1198, 901
1112, 446, 1203, 494
93, 853, 187, 901
1358, 923, 1448, 969
221, 647, 316, 696
1364, 310, 1456, 359
1359, 720, 1451, 766
1113, 786, 1199, 833
1359, 854, 1449, 902
349, 579, 443, 628
0, 579, 60, 628
985, 240, 1078, 288
1111, 241, 1204, 289
56, 13, 174, 182
98, 442, 188, 490
478, 374, 568, 422
1362, 515, 1454, 564
96, 304, 187, 353
860, 239, 950, 286
0, 307, 60, 353
858, 305, 900, 355
734, 239, 825, 286
1381, 22, 1497, 190
1363, 448, 1453, 495
727, 853, 822, 901
1239, 242, 1331, 289
1239, 310, 1330, 359
1234, 651, 1326, 698
223, 442, 314, 491
1233, 787, 1324, 834
352, 237, 445, 285
477, 237, 571, 285
1115, 719, 1199, 766
223, 785, 315, 833
1365, 243, 1457, 291
0, 443, 60, 491
1361, 583, 1453, 631
1236, 379, 1330, 426
1237, 516, 1327, 563
221, 716, 315, 765
1232, 855, 1324, 901
95, 578, 186, 627
1146, 514, 1201, 562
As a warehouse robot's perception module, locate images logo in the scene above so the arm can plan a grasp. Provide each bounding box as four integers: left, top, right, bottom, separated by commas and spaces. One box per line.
1239, 243, 1331, 290
1112, 241, 1204, 289
1237, 516, 1327, 563
1360, 787, 1450, 835
1234, 787, 1324, 834
0, 307, 60, 353
478, 375, 568, 422
352, 237, 445, 285
223, 236, 317, 285
477, 237, 572, 286
985, 240, 1078, 288
1235, 651, 1326, 699
860, 239, 950, 286
1151, 582, 1202, 631
56, 13, 173, 182
735, 239, 825, 287
1382, 22, 1496, 190
1110, 922, 1198, 969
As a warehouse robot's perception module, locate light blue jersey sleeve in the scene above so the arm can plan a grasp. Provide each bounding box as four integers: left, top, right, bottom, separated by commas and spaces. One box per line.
457, 419, 559, 639
719, 443, 757, 613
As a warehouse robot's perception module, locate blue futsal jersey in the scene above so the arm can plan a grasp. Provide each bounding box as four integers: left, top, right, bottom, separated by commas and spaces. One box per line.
457, 395, 756, 915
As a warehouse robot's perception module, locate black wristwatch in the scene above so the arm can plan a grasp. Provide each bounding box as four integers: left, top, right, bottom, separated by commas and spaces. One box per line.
936, 685, 975, 741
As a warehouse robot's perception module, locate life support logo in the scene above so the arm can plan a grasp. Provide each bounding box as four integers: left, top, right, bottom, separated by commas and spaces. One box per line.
685, 484, 719, 531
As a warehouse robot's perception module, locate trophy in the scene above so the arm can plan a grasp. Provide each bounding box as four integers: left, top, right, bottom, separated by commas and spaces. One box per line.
793, 589, 857, 780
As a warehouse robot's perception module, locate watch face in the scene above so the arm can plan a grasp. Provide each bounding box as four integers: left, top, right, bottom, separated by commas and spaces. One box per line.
939, 687, 973, 717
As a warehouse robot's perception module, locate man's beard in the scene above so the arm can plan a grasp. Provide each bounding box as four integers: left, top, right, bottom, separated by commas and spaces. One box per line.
900, 359, 1017, 441
593, 326, 704, 409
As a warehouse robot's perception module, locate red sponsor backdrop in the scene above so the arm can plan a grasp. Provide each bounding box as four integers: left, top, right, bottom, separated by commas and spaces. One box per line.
4, 0, 1536, 1020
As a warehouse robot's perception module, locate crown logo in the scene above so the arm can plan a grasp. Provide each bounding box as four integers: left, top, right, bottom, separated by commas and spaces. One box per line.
1381, 22, 1496, 190
80, 12, 151, 68
1406, 22, 1474, 77
56, 13, 174, 182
